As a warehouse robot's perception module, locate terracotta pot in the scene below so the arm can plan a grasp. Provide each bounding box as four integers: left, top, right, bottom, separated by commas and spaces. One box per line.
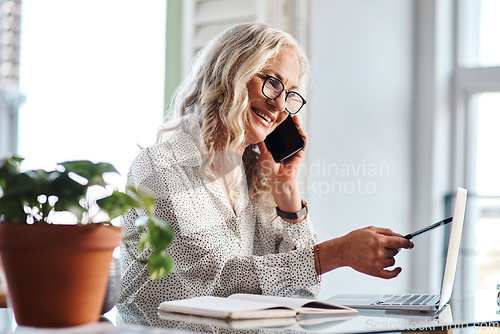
0, 223, 121, 327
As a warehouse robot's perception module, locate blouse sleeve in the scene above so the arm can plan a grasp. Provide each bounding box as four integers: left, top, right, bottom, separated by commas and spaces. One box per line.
252, 206, 321, 297
119, 144, 321, 305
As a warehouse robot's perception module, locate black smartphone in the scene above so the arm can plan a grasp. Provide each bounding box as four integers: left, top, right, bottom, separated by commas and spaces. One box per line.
264, 115, 306, 163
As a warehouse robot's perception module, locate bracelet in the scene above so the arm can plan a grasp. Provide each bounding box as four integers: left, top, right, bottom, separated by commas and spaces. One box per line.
276, 200, 308, 220
316, 244, 322, 283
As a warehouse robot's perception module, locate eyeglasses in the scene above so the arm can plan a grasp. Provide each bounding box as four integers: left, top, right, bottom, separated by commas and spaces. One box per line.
257, 74, 306, 115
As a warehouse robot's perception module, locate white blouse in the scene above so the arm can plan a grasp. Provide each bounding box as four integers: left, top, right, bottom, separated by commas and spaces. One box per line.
119, 120, 321, 305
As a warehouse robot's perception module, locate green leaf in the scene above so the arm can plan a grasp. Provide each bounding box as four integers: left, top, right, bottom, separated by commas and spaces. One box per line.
4, 173, 39, 203
139, 232, 151, 252
148, 252, 175, 280
126, 185, 155, 214
0, 156, 23, 182
24, 170, 63, 199
0, 196, 27, 222
0, 157, 28, 221
60, 160, 117, 187
148, 216, 174, 250
97, 191, 141, 220
51, 172, 87, 208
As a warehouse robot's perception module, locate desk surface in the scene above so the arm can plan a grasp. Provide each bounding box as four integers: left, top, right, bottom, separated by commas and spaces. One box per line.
1, 289, 499, 333
113, 293, 500, 334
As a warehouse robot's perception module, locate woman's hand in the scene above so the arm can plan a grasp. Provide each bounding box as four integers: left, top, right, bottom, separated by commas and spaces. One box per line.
258, 116, 308, 222
316, 226, 414, 279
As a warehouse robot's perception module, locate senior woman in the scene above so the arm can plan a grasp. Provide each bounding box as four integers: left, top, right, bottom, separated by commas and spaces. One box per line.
119, 23, 413, 305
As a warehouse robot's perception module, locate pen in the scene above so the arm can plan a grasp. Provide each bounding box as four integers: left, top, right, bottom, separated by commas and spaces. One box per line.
403, 217, 453, 240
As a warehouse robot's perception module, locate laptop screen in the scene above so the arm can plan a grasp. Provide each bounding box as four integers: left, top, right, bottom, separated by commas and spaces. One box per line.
438, 187, 467, 310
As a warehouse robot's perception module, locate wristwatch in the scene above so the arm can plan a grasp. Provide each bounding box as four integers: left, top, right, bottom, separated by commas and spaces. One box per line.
276, 200, 308, 220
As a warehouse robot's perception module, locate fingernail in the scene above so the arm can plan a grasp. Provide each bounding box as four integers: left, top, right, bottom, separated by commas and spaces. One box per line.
410, 241, 415, 249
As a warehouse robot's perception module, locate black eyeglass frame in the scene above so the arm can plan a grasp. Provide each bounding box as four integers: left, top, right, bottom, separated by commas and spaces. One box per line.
256, 74, 307, 115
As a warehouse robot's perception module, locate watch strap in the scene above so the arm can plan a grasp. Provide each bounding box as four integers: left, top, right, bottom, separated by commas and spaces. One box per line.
276, 200, 308, 220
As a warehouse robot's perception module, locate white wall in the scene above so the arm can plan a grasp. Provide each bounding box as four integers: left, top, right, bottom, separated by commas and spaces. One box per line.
306, 0, 415, 299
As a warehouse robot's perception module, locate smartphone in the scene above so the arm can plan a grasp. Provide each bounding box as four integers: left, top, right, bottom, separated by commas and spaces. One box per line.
264, 115, 306, 163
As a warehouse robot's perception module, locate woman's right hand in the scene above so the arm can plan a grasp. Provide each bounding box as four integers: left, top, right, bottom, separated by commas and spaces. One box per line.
316, 226, 414, 279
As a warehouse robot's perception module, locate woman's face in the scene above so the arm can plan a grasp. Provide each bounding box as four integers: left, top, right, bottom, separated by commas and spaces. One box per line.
244, 47, 301, 147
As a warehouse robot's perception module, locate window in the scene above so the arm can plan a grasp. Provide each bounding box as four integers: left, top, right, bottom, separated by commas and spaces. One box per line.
453, 0, 500, 316
17, 0, 166, 189
0, 0, 22, 158
459, 92, 500, 316
473, 93, 500, 196
460, 0, 500, 67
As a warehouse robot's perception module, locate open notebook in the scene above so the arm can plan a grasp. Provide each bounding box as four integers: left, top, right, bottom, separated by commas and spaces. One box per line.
158, 293, 357, 320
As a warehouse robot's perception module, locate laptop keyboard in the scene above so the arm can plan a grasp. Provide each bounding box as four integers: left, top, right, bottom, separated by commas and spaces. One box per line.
370, 294, 438, 306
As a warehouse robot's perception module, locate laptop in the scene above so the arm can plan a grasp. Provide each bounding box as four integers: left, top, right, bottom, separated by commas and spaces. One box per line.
329, 187, 467, 313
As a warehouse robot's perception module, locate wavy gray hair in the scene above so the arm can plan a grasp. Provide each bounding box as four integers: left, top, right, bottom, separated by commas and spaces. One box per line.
158, 23, 309, 203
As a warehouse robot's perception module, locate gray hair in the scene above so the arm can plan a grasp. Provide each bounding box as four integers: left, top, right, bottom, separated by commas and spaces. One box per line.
159, 23, 310, 202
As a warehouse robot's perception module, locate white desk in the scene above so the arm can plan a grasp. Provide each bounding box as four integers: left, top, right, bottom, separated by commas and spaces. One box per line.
1, 289, 499, 333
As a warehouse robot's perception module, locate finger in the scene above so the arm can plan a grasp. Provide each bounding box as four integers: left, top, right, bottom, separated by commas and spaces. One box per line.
374, 227, 403, 237
257, 142, 278, 176
381, 257, 396, 268
291, 115, 308, 145
257, 141, 273, 161
383, 235, 413, 250
385, 248, 399, 258
291, 114, 302, 127
257, 141, 267, 154
377, 267, 402, 279
300, 129, 308, 149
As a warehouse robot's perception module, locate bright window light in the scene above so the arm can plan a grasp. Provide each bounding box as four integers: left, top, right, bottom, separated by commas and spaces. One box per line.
474, 93, 500, 196
18, 0, 166, 189
461, 0, 500, 67
478, 0, 500, 66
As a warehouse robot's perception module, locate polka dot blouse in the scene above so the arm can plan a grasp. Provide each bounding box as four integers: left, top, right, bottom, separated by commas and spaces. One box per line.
119, 120, 321, 305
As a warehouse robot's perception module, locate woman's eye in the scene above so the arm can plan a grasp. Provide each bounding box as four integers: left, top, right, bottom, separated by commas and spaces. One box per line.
268, 77, 281, 89
287, 92, 300, 103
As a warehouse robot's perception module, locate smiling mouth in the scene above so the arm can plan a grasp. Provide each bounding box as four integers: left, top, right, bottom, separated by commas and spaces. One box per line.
252, 108, 273, 123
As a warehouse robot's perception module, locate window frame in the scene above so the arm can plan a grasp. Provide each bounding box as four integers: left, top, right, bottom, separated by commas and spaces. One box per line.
451, 0, 500, 313
410, 0, 500, 298
0, 0, 23, 159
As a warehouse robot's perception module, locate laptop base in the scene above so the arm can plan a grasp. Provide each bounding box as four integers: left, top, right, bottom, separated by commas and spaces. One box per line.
329, 294, 440, 312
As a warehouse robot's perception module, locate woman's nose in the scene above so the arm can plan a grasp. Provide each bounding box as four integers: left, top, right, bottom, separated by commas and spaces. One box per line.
268, 92, 287, 113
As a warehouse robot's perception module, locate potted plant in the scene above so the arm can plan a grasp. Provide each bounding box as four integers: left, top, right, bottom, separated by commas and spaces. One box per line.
0, 156, 174, 328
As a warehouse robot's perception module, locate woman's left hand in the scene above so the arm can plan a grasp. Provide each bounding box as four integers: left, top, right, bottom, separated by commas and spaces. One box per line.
257, 115, 308, 222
